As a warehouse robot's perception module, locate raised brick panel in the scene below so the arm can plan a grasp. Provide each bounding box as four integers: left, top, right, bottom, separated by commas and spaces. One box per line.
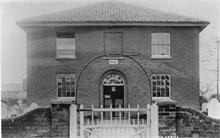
2, 107, 51, 138
51, 104, 70, 138
27, 26, 200, 109
158, 104, 177, 136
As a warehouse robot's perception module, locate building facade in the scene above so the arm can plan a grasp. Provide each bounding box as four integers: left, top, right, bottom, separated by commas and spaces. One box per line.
17, 1, 208, 109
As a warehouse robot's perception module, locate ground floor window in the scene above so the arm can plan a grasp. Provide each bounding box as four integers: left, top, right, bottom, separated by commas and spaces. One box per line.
57, 74, 75, 98
151, 74, 170, 99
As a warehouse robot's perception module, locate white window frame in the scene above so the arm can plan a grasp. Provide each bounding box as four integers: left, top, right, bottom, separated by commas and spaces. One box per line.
57, 74, 76, 100
56, 32, 76, 59
151, 33, 171, 59
151, 74, 171, 100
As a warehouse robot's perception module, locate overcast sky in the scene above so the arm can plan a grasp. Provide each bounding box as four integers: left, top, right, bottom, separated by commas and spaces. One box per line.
1, 0, 220, 95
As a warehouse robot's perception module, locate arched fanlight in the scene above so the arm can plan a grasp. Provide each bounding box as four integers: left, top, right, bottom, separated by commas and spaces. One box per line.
103, 74, 124, 85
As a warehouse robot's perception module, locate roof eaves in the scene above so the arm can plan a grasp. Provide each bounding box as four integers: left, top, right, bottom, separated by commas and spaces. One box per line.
17, 21, 209, 28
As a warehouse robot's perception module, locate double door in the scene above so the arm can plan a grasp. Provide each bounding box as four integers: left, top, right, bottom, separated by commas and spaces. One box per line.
103, 86, 124, 117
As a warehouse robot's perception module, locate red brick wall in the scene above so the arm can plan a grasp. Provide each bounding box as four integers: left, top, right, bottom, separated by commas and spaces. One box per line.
1, 104, 70, 138
2, 107, 51, 138
26, 26, 200, 109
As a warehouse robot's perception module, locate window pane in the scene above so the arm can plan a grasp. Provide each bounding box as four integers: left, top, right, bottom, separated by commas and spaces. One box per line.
71, 92, 75, 97
57, 38, 75, 50
152, 33, 170, 45
67, 92, 70, 97
153, 86, 156, 91
58, 92, 61, 97
166, 92, 169, 97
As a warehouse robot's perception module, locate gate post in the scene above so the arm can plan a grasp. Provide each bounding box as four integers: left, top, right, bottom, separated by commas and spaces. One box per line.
146, 104, 151, 138
70, 104, 77, 138
80, 105, 84, 138
151, 102, 159, 138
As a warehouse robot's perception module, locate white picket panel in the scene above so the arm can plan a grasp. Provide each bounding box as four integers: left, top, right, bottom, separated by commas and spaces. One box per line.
79, 104, 153, 138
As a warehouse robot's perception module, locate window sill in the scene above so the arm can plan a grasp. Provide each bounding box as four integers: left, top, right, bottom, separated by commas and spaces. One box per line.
56, 56, 76, 60
152, 98, 177, 105
152, 97, 171, 100
151, 56, 172, 59
50, 98, 76, 105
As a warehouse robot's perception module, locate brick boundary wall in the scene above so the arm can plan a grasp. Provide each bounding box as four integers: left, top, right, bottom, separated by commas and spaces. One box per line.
2, 103, 220, 138
2, 107, 51, 138
176, 106, 220, 138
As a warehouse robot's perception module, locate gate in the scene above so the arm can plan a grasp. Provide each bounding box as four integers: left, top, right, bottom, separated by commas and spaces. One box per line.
77, 103, 158, 138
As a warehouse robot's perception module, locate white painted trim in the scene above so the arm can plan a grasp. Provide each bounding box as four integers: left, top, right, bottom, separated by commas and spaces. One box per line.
151, 56, 172, 59
57, 97, 76, 100
55, 56, 76, 60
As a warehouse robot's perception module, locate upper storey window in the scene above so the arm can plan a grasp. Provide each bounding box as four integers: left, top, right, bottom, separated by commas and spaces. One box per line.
151, 33, 170, 58
104, 32, 123, 56
56, 32, 75, 59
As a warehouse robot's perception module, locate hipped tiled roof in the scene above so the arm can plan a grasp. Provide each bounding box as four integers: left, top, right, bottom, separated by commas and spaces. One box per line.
17, 1, 209, 26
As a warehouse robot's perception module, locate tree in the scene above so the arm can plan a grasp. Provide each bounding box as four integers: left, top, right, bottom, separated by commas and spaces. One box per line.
200, 83, 212, 96
199, 83, 212, 109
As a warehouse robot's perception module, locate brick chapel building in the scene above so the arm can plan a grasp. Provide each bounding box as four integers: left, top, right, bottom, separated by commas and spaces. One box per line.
17, 1, 208, 109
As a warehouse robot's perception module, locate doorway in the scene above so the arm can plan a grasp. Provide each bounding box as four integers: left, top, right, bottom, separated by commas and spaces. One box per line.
103, 86, 124, 108
102, 73, 125, 117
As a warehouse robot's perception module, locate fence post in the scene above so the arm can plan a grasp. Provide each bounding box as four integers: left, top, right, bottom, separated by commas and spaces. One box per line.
69, 103, 77, 138
80, 105, 84, 138
151, 102, 159, 138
